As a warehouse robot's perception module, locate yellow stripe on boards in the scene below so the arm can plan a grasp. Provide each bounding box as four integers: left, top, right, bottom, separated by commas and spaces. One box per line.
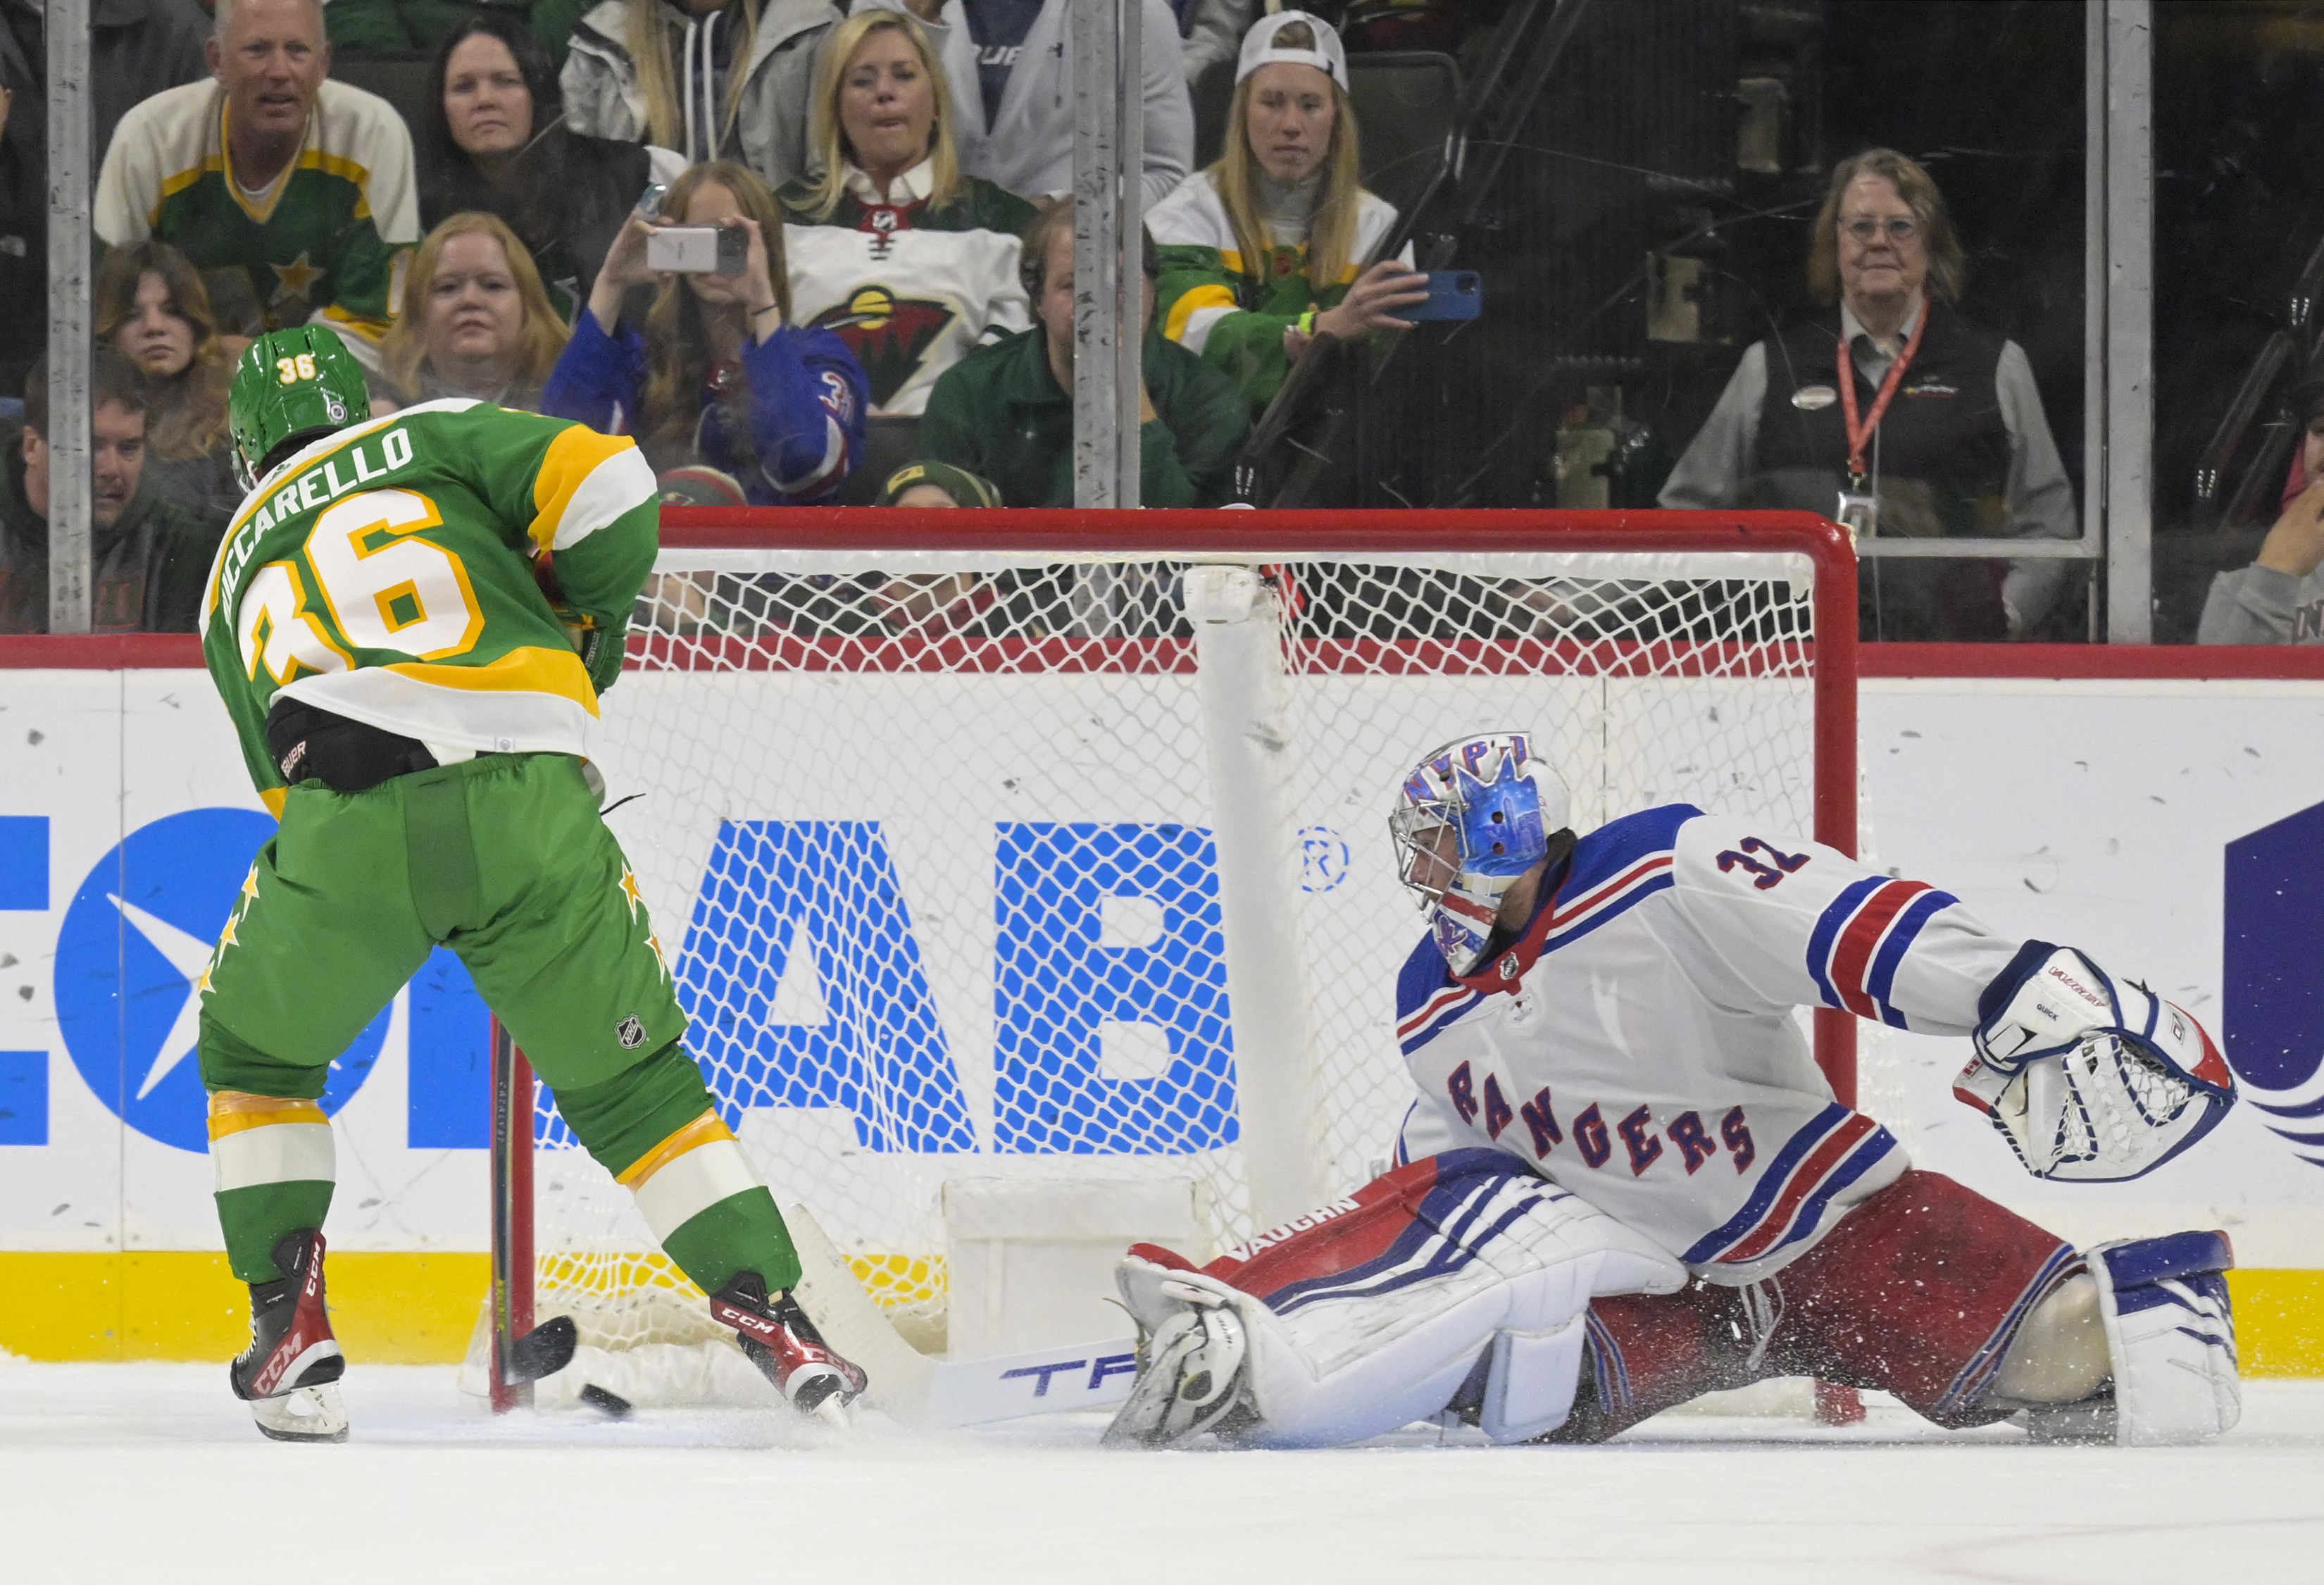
530, 426, 643, 554
0, 1252, 487, 1363
15, 1257, 2310, 1376
615, 1111, 737, 1188
0, 1251, 944, 1362
2229, 1269, 2324, 1375
380, 644, 599, 716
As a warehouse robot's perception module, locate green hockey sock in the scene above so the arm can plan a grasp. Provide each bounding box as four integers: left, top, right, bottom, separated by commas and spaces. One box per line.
661, 1187, 803, 1300
207, 1094, 338, 1283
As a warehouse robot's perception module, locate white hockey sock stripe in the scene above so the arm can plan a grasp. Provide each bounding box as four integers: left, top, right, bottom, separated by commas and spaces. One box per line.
209, 1110, 336, 1193
631, 1139, 764, 1244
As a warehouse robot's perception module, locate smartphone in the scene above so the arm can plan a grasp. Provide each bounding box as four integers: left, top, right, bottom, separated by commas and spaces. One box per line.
633, 181, 668, 218
646, 225, 749, 275
1409, 271, 1481, 322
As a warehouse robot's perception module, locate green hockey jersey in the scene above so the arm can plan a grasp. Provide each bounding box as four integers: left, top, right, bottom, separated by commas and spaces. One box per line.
201, 399, 659, 814
95, 80, 420, 347
1147, 170, 1398, 416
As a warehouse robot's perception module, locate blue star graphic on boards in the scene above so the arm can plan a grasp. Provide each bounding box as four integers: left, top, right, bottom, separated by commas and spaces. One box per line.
56, 809, 388, 1153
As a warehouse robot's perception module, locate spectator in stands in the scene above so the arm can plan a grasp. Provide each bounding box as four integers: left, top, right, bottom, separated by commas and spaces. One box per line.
1149, 10, 1425, 420
0, 349, 214, 633
561, 0, 837, 189
1, 0, 211, 163
94, 0, 420, 363
420, 11, 682, 322
2199, 378, 2324, 645
380, 213, 571, 411
779, 7, 1036, 415
94, 241, 239, 528
327, 0, 596, 70
1658, 147, 2076, 642
542, 158, 868, 502
2, 0, 213, 394
918, 204, 1248, 506
0, 73, 40, 399
1183, 2, 1476, 85
861, 1, 1192, 207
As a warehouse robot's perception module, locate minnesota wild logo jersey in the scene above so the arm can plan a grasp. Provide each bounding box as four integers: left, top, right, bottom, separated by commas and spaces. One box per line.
783, 220, 1030, 417
201, 399, 658, 812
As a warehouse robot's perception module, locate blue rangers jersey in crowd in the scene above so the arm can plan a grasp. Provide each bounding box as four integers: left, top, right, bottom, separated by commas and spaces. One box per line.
1392, 804, 2024, 1286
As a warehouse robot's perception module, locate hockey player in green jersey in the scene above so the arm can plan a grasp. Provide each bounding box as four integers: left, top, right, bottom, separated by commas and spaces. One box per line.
196, 324, 866, 1441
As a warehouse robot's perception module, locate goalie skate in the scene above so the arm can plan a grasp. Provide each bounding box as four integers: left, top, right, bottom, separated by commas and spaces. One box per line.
1102, 1288, 1255, 1450
708, 1272, 869, 1426
229, 1231, 348, 1443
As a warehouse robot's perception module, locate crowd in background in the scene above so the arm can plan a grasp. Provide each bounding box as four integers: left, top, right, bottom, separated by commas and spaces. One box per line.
0, 0, 2307, 645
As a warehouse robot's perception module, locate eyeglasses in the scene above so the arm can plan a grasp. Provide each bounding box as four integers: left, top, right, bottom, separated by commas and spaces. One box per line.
1839, 215, 1920, 244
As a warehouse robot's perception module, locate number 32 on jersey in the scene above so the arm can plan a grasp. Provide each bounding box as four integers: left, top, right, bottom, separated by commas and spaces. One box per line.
237, 488, 485, 684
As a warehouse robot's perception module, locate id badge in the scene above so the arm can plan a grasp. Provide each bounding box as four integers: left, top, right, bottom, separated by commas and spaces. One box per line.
1835, 490, 1879, 539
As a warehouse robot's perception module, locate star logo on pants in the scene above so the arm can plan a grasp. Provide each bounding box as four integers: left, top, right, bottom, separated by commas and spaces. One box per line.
619, 866, 644, 914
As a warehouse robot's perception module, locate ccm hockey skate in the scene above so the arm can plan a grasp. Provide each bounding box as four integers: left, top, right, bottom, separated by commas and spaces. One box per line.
708, 1273, 868, 1425
230, 1230, 349, 1443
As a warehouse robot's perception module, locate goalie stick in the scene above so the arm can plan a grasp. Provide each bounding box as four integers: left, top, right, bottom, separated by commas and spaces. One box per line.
784, 1203, 1139, 1429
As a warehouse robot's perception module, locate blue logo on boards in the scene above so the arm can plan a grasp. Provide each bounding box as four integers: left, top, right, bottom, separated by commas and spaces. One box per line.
2223, 798, 2324, 1169
56, 809, 387, 1153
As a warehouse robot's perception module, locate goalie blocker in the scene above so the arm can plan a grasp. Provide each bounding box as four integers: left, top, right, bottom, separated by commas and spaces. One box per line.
1108, 1154, 2240, 1450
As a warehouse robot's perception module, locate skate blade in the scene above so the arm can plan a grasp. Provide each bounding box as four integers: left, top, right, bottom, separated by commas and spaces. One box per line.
251, 1382, 349, 1443
811, 1392, 854, 1431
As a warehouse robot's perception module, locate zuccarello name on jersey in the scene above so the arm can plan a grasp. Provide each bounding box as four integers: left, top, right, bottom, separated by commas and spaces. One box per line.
213, 423, 417, 616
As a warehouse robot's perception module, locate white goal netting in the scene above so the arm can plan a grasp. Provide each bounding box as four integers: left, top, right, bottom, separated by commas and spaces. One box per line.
507, 535, 1846, 1363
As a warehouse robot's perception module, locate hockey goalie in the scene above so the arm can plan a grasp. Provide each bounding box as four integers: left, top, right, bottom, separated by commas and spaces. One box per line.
1107, 733, 2241, 1451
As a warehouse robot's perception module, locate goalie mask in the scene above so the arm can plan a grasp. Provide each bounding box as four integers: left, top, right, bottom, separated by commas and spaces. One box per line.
1390, 732, 1571, 976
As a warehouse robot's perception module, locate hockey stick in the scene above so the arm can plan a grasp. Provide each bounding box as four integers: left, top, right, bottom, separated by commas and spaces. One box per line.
784, 1202, 1140, 1430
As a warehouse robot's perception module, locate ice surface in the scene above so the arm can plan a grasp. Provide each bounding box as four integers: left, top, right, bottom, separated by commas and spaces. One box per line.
4, 1362, 2322, 1582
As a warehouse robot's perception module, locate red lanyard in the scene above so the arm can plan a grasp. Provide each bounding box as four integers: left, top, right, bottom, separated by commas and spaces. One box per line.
1838, 305, 1928, 487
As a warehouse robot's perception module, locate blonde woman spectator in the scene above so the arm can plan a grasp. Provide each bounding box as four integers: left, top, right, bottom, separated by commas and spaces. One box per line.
777, 7, 1037, 414
381, 213, 573, 411
1147, 10, 1423, 417
94, 241, 239, 526
542, 160, 868, 502
561, 0, 839, 189
859, 1, 1192, 207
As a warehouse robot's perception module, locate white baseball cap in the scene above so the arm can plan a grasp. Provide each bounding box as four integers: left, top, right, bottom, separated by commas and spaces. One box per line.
1237, 9, 1348, 92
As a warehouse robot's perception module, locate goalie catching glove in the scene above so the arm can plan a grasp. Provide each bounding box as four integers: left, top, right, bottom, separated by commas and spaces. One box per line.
1956, 945, 2234, 1182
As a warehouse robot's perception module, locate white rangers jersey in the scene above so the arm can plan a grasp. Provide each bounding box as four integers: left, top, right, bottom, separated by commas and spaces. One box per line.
1392, 804, 2028, 1285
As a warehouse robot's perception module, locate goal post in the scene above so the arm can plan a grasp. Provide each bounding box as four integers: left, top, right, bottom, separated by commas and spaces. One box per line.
485, 506, 1859, 1405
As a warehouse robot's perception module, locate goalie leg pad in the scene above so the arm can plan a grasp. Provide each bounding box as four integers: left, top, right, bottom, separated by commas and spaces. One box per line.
2047, 1231, 2240, 1448
1957, 945, 2235, 1181
1110, 1150, 1685, 1449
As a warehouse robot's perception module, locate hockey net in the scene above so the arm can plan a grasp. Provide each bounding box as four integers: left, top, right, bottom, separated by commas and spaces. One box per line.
482, 509, 1858, 1396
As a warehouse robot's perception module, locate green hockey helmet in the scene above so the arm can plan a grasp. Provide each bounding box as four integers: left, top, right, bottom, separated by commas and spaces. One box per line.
229, 325, 372, 488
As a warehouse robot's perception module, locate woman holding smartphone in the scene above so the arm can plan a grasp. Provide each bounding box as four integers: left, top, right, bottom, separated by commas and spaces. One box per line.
1147, 10, 1427, 420
540, 160, 869, 504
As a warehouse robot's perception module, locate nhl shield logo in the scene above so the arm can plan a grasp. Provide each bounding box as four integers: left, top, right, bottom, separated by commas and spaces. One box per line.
616, 1014, 646, 1049
1499, 951, 1522, 981
322, 390, 346, 423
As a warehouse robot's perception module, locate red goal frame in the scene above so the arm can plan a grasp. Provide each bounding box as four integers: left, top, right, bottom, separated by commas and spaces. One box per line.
488, 506, 1861, 1417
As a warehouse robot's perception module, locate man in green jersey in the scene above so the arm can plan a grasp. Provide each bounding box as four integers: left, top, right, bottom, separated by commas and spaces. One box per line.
197, 323, 865, 1441
94, 0, 419, 353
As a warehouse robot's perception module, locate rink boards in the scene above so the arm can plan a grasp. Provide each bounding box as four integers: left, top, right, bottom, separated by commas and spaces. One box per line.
0, 660, 2321, 1367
